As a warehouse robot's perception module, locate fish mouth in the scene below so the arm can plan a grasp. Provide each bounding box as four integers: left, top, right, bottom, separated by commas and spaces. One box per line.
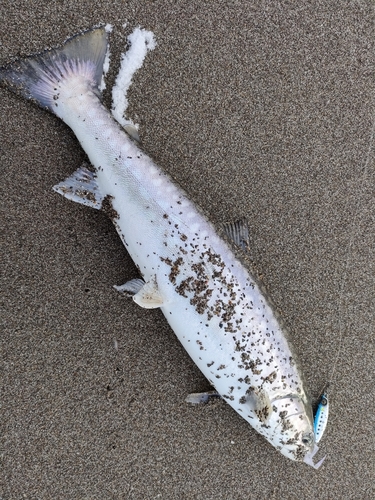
303, 443, 326, 469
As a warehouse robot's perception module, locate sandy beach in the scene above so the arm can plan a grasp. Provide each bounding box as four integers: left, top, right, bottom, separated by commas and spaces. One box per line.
1, 1, 374, 498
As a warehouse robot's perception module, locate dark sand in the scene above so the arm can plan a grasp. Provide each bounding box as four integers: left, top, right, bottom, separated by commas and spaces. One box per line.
1, 1, 374, 499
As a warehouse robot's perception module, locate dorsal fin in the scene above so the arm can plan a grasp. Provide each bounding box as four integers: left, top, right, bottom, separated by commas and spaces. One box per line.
223, 218, 250, 251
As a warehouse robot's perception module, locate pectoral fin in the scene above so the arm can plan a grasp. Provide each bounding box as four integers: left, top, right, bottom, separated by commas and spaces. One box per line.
186, 391, 221, 404
53, 164, 103, 209
245, 388, 272, 424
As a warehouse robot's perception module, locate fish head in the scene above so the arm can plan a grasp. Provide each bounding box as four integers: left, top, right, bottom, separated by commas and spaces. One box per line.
268, 394, 320, 464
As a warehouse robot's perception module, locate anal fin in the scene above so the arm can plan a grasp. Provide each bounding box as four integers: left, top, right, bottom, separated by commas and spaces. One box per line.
53, 163, 103, 209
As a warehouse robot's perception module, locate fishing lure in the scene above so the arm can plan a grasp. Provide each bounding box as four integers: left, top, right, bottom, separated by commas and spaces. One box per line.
313, 385, 329, 444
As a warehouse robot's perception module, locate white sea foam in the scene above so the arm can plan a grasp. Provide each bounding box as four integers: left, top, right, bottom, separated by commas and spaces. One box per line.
111, 27, 156, 128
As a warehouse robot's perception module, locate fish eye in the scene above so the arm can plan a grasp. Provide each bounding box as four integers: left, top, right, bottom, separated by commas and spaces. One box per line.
302, 432, 314, 445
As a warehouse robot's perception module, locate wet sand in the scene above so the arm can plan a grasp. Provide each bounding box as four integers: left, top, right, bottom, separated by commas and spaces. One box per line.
1, 1, 374, 499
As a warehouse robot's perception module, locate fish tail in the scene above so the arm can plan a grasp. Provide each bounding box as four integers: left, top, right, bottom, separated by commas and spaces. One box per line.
0, 27, 108, 113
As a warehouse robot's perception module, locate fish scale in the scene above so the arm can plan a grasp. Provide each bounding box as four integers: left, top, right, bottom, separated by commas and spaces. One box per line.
0, 26, 324, 468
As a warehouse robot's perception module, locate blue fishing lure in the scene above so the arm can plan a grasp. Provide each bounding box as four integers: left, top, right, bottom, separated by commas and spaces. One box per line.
314, 386, 329, 443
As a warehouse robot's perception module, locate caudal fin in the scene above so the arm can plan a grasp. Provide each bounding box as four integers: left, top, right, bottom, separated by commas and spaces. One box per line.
0, 27, 108, 112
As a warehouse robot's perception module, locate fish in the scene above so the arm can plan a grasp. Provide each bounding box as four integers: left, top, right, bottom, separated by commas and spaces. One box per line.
0, 27, 324, 468
314, 385, 329, 444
